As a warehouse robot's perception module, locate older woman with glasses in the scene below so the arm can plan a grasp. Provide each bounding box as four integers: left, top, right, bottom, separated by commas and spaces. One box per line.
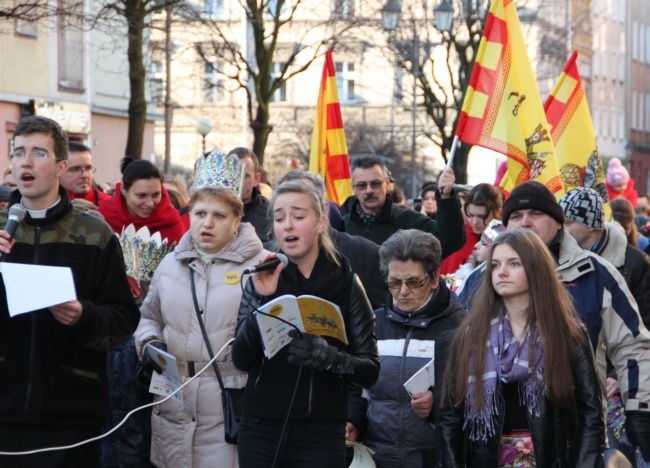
346, 229, 464, 468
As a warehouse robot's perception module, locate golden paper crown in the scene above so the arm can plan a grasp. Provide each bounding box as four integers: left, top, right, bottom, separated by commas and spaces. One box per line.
193, 150, 245, 197
118, 225, 177, 281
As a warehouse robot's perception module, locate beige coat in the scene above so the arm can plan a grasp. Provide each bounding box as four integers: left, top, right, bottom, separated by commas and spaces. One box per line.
135, 222, 268, 468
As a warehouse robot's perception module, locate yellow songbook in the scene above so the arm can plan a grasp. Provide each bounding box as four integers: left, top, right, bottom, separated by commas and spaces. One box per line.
254, 294, 348, 359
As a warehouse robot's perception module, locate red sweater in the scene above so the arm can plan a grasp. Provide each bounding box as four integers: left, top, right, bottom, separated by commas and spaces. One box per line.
440, 223, 481, 275
98, 182, 186, 244
68, 188, 110, 206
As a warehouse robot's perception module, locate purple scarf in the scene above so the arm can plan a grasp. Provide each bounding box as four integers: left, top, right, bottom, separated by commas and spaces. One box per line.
464, 305, 545, 441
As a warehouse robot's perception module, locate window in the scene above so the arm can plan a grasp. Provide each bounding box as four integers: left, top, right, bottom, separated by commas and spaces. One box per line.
632, 91, 638, 129
640, 93, 645, 132
618, 108, 624, 140
15, 0, 38, 37
335, 61, 356, 103
270, 62, 287, 102
58, 0, 84, 90
265, 0, 288, 18
646, 94, 650, 131
641, 24, 646, 65
150, 61, 164, 105
331, 0, 354, 18
633, 21, 639, 61
204, 61, 226, 103
204, 0, 224, 17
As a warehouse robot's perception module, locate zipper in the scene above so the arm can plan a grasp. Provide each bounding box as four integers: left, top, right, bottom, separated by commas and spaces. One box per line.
307, 368, 314, 417
24, 224, 42, 416
399, 328, 413, 462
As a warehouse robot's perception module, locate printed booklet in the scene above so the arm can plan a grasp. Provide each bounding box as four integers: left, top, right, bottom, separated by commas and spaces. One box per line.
254, 294, 347, 358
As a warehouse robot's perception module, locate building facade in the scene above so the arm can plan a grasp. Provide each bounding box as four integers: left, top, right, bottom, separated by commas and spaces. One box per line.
0, 3, 158, 189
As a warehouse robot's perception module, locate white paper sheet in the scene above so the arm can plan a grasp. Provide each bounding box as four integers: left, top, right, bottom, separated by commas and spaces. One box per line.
146, 344, 183, 404
0, 263, 77, 317
403, 356, 435, 397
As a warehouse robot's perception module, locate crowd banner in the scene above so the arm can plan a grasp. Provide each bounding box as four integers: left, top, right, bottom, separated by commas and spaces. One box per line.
309, 50, 353, 206
544, 50, 610, 214
454, 0, 565, 199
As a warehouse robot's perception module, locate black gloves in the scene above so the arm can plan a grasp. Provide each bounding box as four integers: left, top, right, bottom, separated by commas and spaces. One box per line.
138, 340, 167, 388
287, 330, 338, 371
626, 410, 650, 462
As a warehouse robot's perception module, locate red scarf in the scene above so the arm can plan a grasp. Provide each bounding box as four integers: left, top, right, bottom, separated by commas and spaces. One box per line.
440, 222, 481, 275
98, 181, 186, 244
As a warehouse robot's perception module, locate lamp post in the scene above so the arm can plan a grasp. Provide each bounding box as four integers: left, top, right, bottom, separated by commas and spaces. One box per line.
381, 0, 454, 199
195, 117, 213, 155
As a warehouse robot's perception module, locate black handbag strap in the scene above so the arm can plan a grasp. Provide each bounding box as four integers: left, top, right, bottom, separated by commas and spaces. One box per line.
190, 269, 226, 391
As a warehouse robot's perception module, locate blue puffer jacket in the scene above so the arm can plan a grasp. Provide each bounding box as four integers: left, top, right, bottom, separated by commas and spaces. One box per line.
354, 281, 463, 468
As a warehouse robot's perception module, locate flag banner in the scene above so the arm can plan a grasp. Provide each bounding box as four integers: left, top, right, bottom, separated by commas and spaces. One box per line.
544, 50, 610, 210
309, 50, 353, 205
455, 0, 564, 199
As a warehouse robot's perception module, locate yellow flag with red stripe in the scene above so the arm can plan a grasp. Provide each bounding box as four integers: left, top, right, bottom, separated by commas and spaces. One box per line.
455, 0, 565, 199
309, 50, 353, 206
544, 50, 610, 213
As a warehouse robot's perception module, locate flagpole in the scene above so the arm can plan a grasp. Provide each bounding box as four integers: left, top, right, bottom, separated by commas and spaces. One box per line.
446, 135, 459, 170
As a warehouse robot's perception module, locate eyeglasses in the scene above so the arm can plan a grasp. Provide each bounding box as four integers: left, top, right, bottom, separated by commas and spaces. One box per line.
67, 165, 97, 174
353, 180, 384, 191
10, 150, 51, 160
385, 275, 430, 290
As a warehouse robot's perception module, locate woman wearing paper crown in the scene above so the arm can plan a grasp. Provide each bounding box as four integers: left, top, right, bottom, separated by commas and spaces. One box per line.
439, 229, 604, 467
232, 179, 379, 467
346, 229, 463, 467
98, 157, 186, 247
134, 151, 269, 467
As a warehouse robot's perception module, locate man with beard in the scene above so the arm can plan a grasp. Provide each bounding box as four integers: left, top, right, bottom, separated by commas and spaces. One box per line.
343, 157, 465, 258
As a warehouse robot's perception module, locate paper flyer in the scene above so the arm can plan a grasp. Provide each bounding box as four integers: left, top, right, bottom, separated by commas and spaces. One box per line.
146, 343, 183, 404
403, 356, 435, 397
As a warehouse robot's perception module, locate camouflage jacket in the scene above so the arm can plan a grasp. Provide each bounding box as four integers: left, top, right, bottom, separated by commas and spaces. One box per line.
0, 186, 139, 428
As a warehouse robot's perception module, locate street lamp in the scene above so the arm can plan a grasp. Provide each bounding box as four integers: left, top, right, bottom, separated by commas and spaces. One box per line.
381, 0, 453, 199
195, 117, 213, 155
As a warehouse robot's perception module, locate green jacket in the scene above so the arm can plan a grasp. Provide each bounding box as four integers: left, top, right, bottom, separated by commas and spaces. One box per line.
343, 192, 465, 258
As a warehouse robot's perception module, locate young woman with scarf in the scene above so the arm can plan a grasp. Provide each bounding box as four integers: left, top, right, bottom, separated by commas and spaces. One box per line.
98, 157, 185, 245
232, 180, 379, 467
439, 228, 605, 467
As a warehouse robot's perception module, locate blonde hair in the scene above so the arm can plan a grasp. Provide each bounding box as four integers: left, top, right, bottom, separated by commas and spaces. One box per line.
272, 180, 340, 266
189, 187, 243, 218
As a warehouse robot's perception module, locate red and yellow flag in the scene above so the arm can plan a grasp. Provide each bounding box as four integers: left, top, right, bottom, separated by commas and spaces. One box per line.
455, 0, 564, 199
544, 50, 610, 211
309, 50, 353, 206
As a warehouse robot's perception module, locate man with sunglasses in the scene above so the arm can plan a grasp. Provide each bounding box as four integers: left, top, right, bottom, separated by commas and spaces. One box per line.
343, 157, 465, 258
60, 142, 109, 207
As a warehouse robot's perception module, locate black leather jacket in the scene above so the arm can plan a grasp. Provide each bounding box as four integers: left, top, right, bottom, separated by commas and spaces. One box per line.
232, 275, 379, 420
438, 332, 605, 467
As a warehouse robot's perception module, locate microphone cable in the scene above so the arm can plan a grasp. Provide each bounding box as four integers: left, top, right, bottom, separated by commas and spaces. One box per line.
0, 338, 235, 456
239, 274, 304, 468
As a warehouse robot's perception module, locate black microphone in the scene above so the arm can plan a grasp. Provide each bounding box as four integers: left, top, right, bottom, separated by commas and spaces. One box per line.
243, 253, 288, 275
0, 204, 27, 261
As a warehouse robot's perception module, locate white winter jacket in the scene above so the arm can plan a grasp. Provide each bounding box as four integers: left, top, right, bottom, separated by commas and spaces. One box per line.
135, 222, 268, 468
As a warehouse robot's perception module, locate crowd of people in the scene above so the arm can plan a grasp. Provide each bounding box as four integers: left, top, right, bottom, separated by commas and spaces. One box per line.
2, 114, 650, 468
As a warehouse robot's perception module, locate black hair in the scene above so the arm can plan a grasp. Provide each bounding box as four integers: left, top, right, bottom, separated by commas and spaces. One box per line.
68, 141, 92, 154
120, 157, 162, 190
